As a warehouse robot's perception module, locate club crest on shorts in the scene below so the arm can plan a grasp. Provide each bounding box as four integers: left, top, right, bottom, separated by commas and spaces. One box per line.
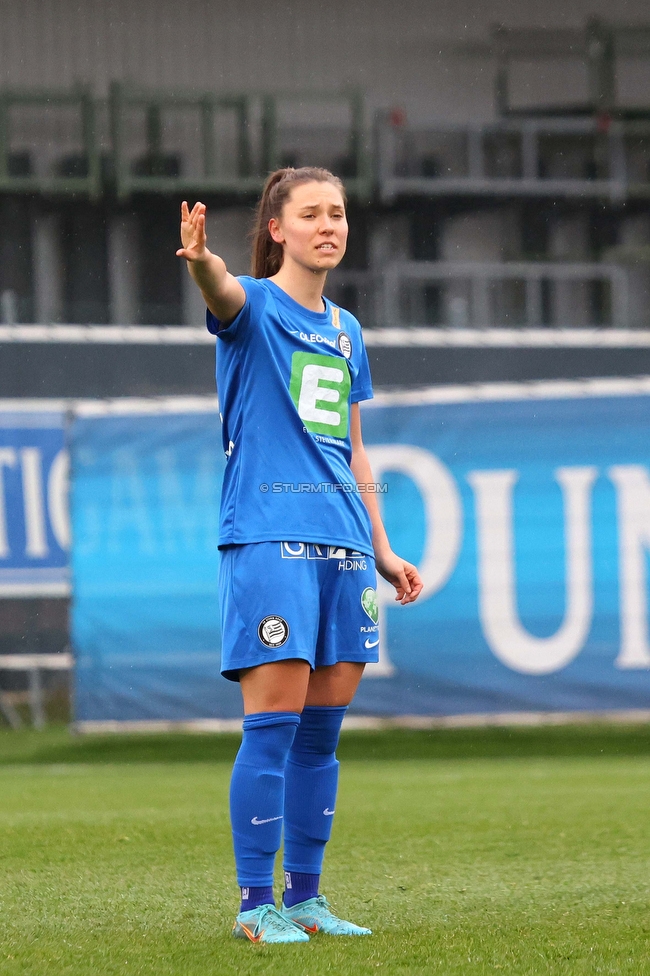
258, 615, 290, 647
361, 587, 379, 624
337, 331, 352, 359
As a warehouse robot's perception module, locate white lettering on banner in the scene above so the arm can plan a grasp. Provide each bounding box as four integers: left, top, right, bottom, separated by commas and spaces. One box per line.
21, 448, 48, 558
298, 364, 344, 427
0, 447, 64, 559
608, 466, 650, 669
363, 445, 463, 677
468, 467, 597, 676
0, 448, 17, 557
48, 449, 70, 551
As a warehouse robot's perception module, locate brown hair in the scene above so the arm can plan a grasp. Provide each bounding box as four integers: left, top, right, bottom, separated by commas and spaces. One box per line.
250, 167, 346, 278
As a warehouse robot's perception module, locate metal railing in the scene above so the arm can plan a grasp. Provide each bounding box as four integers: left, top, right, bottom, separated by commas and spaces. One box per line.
0, 262, 634, 330
377, 116, 650, 202
0, 651, 73, 729
112, 85, 370, 199
4, 84, 650, 204
0, 88, 101, 197
0, 84, 370, 199
110, 83, 260, 198
380, 261, 631, 329
261, 89, 370, 199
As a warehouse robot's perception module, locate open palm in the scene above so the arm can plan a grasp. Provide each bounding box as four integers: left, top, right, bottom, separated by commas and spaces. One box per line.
176, 200, 208, 261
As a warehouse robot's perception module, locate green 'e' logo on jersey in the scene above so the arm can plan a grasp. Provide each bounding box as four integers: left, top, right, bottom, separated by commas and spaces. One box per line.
289, 351, 351, 438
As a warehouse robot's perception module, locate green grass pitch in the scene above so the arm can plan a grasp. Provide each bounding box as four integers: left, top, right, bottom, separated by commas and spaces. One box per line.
1, 726, 650, 975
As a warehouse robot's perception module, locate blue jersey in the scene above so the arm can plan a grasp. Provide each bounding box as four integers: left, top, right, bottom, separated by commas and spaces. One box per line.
207, 276, 374, 555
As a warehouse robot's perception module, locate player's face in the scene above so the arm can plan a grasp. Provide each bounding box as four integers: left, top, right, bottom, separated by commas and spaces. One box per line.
269, 181, 348, 273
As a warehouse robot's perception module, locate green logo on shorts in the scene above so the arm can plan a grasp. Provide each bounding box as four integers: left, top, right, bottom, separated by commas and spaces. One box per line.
361, 587, 379, 624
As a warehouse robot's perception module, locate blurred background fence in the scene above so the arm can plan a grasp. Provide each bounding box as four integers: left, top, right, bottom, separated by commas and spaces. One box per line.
3, 1, 650, 724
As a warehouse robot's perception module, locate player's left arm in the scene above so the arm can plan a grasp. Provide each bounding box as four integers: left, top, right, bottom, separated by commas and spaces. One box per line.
349, 403, 423, 605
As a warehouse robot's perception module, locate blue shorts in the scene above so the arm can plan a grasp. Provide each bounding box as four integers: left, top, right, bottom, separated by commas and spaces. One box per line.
218, 542, 380, 681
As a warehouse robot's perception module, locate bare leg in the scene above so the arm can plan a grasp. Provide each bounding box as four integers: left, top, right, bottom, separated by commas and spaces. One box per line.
305, 661, 365, 707
239, 659, 312, 714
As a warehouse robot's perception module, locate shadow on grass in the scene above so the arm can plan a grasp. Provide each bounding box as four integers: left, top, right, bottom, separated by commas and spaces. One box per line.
2, 723, 650, 765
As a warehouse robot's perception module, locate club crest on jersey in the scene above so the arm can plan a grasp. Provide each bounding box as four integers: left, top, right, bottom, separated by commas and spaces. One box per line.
258, 615, 290, 647
337, 331, 352, 359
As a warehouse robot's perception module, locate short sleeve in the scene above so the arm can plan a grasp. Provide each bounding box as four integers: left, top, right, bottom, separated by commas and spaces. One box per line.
350, 330, 374, 403
206, 276, 266, 343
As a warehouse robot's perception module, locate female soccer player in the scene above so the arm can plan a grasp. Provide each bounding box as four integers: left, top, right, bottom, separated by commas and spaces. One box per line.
177, 167, 423, 944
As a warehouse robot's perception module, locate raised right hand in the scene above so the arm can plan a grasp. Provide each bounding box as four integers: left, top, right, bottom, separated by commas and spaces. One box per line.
175, 199, 246, 322
176, 200, 208, 262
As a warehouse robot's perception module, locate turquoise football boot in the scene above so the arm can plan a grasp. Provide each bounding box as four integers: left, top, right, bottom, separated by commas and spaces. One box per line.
281, 894, 372, 935
232, 904, 310, 943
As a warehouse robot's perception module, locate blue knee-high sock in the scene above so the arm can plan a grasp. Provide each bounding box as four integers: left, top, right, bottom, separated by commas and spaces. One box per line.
283, 705, 347, 908
230, 711, 300, 911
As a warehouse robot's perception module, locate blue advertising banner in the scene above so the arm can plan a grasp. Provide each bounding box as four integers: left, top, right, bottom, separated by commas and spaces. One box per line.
356, 387, 650, 715
0, 406, 69, 597
71, 406, 240, 720
70, 383, 650, 722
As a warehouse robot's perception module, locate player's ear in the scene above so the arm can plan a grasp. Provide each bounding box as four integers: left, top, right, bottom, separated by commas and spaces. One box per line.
268, 217, 285, 245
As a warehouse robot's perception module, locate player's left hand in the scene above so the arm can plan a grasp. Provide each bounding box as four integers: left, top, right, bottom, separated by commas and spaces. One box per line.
376, 552, 423, 605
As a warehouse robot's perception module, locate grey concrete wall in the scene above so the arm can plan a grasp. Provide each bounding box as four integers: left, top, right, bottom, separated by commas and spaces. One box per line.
2, 342, 650, 398
2, 0, 650, 124
4, 2, 650, 329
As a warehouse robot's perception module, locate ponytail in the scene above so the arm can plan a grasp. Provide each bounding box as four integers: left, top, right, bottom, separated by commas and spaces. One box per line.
250, 167, 346, 278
